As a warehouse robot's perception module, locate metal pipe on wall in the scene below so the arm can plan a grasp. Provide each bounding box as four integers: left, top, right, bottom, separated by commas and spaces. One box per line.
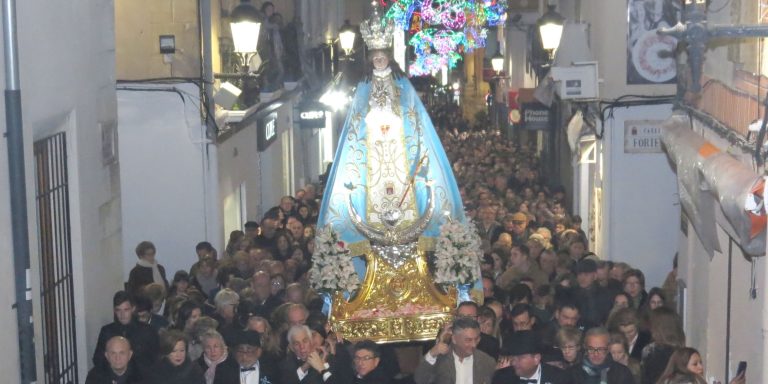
2, 0, 37, 382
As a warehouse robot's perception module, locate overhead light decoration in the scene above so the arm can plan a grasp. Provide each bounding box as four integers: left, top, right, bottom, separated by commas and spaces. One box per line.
385, 0, 507, 76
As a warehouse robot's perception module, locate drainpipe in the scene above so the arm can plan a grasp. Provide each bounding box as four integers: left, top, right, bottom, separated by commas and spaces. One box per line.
3, 0, 36, 383
200, 0, 214, 138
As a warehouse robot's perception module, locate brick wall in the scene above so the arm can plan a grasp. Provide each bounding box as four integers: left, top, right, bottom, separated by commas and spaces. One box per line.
690, 71, 767, 137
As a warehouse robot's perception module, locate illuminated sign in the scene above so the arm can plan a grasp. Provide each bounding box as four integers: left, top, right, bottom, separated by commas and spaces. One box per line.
299, 102, 327, 129
257, 112, 278, 151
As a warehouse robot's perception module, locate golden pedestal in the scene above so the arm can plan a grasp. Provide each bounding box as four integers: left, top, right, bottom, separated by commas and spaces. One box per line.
329, 249, 457, 343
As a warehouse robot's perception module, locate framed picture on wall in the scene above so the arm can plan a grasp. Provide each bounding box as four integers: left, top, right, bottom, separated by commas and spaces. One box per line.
627, 0, 681, 84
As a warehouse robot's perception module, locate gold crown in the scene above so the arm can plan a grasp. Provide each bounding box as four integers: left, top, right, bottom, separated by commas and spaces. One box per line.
360, 3, 394, 50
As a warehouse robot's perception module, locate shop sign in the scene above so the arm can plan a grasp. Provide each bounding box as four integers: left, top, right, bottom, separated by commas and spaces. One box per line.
521, 103, 551, 130
299, 103, 327, 129
624, 120, 663, 153
258, 112, 278, 151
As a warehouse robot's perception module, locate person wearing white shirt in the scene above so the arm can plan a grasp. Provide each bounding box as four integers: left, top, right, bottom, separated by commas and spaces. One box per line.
491, 330, 570, 384
414, 317, 496, 384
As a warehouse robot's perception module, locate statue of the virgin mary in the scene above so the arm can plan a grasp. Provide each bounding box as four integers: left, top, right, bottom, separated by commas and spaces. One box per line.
316, 3, 479, 343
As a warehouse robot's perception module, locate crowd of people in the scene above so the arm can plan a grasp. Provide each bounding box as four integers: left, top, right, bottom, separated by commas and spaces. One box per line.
87, 102, 744, 384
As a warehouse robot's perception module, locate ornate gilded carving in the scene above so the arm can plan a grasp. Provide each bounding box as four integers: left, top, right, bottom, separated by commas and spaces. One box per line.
329, 249, 457, 343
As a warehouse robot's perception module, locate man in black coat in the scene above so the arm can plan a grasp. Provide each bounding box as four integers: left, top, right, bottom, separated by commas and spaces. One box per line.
93, 291, 159, 376
352, 340, 390, 384
86, 336, 144, 384
280, 325, 337, 384
492, 331, 571, 384
571, 260, 612, 328
228, 330, 280, 384
568, 327, 635, 384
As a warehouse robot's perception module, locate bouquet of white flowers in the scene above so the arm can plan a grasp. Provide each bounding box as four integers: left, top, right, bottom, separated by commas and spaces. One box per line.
309, 226, 360, 293
433, 220, 482, 285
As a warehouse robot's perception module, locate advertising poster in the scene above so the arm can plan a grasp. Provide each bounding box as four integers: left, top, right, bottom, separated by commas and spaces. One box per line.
627, 0, 681, 84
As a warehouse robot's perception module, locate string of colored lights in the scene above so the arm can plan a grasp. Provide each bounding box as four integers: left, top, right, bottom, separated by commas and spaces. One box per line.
384, 0, 507, 76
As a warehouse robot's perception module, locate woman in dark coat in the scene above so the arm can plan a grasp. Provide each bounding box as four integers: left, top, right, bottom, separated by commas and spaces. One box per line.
126, 241, 169, 297
147, 329, 205, 384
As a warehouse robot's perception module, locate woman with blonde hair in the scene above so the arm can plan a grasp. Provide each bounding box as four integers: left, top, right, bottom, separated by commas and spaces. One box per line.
608, 332, 641, 383
555, 326, 583, 368
656, 347, 744, 384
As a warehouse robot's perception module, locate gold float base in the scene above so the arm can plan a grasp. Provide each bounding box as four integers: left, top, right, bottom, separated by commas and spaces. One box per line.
330, 249, 457, 343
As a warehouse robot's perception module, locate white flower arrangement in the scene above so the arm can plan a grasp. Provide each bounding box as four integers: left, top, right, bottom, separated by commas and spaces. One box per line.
433, 220, 483, 285
310, 226, 360, 293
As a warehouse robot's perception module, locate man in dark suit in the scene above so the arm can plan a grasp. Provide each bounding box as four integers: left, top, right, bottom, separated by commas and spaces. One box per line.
414, 317, 496, 384
352, 340, 390, 384
92, 291, 158, 376
232, 330, 279, 384
492, 331, 570, 384
568, 327, 635, 384
280, 325, 336, 384
85, 336, 144, 384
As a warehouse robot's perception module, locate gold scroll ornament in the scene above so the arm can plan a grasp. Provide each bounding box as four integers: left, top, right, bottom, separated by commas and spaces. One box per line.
329, 246, 482, 343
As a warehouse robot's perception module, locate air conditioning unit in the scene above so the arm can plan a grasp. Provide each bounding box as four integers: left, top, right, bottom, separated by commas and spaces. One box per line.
550, 61, 599, 100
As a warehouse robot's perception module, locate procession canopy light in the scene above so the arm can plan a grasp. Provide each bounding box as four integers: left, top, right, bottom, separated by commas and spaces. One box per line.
339, 19, 357, 54
230, 0, 262, 54
538, 5, 565, 51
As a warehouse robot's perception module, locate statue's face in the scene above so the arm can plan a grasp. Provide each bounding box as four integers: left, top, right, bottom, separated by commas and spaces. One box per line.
371, 51, 389, 70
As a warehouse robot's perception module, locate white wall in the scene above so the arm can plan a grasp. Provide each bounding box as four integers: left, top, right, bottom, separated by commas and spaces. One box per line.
0, 0, 123, 380
598, 104, 679, 288
218, 95, 304, 236
117, 83, 221, 279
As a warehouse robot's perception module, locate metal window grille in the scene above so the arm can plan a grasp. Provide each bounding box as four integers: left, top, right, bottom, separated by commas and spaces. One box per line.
34, 132, 78, 384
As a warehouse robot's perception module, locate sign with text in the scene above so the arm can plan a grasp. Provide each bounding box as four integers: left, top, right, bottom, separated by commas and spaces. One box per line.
257, 112, 278, 151
624, 120, 663, 153
521, 103, 551, 131
299, 103, 327, 129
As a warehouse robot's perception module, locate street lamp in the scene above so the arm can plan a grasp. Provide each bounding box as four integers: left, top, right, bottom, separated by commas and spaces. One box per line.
230, 0, 262, 62
491, 49, 504, 74
538, 5, 564, 56
339, 20, 357, 56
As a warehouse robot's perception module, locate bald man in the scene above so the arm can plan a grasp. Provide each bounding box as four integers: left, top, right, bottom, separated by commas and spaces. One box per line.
85, 336, 143, 384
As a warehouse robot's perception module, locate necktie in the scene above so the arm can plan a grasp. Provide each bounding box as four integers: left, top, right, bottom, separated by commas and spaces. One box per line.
521, 379, 537, 384
241, 367, 256, 372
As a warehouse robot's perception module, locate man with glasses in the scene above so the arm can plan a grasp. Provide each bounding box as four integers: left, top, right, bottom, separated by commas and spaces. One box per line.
568, 327, 635, 384
353, 340, 389, 384
492, 331, 569, 384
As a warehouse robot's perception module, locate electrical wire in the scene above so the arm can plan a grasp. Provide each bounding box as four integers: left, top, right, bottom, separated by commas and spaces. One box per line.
595, 95, 676, 139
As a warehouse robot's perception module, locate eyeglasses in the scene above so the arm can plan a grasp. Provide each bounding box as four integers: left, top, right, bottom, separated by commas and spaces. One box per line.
512, 220, 526, 225
560, 344, 579, 351
585, 347, 609, 354
353, 355, 376, 362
